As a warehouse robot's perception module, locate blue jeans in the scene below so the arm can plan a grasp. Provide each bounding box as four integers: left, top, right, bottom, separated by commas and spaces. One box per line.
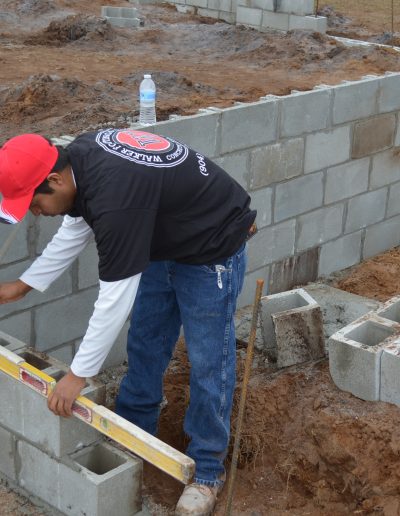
115, 244, 247, 486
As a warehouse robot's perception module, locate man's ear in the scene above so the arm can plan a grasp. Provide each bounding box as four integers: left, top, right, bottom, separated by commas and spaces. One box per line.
46, 172, 63, 186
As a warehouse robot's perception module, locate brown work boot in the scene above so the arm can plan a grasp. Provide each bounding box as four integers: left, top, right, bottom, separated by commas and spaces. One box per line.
175, 482, 220, 516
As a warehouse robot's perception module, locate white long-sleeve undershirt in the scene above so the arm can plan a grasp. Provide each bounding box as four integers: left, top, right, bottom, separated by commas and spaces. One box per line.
20, 215, 141, 377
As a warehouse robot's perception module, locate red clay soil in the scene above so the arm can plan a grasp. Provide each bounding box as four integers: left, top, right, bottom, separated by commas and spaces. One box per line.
1, 0, 400, 142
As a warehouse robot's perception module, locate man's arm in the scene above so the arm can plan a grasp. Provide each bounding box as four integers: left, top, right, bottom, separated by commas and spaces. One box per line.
48, 273, 141, 417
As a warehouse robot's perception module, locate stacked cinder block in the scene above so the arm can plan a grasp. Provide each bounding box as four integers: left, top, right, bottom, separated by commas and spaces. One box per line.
101, 6, 141, 27
329, 296, 400, 406
0, 331, 142, 516
234, 0, 326, 32
260, 288, 325, 367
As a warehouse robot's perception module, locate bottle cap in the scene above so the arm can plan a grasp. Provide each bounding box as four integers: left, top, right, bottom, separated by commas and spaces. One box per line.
144, 74, 151, 79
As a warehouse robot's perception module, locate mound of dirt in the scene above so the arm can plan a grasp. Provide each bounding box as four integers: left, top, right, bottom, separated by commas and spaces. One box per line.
334, 247, 400, 302
25, 14, 114, 45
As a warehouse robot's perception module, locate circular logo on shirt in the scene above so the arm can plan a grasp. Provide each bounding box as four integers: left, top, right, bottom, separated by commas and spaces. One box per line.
96, 129, 189, 168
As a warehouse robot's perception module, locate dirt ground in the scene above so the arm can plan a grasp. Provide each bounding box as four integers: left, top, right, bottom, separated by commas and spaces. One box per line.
1, 0, 400, 142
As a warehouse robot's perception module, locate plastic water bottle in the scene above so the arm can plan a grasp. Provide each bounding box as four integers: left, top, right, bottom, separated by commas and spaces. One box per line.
139, 74, 156, 126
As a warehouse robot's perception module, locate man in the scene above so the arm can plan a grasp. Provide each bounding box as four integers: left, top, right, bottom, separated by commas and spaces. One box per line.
0, 129, 256, 515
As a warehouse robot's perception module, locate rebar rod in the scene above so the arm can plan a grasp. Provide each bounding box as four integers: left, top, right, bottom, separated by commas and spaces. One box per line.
224, 279, 264, 516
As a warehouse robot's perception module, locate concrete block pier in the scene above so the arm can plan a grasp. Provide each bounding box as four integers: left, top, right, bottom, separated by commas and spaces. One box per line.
329, 296, 400, 407
260, 288, 325, 367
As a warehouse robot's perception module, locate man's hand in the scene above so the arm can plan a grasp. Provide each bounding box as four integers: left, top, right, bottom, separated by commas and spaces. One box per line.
48, 370, 86, 418
0, 280, 32, 304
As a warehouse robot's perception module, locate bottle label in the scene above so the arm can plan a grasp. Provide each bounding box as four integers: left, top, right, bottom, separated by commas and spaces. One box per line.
140, 91, 156, 101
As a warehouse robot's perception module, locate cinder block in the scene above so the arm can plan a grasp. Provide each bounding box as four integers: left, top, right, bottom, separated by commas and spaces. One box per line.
332, 78, 380, 124
0, 371, 24, 435
305, 126, 351, 174
396, 117, 400, 146
0, 218, 29, 265
260, 288, 325, 366
156, 112, 219, 158
218, 10, 236, 23
370, 148, 400, 189
237, 0, 274, 9
220, 100, 278, 154
60, 442, 142, 516
325, 157, 370, 204
387, 181, 400, 218
269, 248, 319, 294
0, 312, 32, 345
101, 6, 138, 17
194, 7, 218, 17
246, 219, 296, 271
48, 343, 75, 365
0, 424, 17, 481
376, 296, 400, 323
297, 204, 344, 252
379, 73, 400, 113
344, 188, 387, 234
289, 14, 327, 32
352, 114, 396, 158
249, 187, 272, 229
249, 138, 304, 189
278, 0, 314, 15
34, 288, 99, 351
213, 150, 250, 189
208, 0, 231, 10
261, 11, 289, 31
328, 315, 398, 401
380, 340, 400, 406
280, 89, 331, 138
236, 5, 262, 27
17, 440, 142, 516
363, 215, 400, 260
319, 231, 362, 277
105, 16, 141, 27
188, 0, 208, 7
274, 172, 324, 222
0, 330, 27, 352
18, 439, 59, 508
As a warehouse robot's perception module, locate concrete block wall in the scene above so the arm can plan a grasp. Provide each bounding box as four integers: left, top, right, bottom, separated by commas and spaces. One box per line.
329, 295, 400, 407
167, 0, 327, 32
2, 72, 400, 368
0, 335, 143, 515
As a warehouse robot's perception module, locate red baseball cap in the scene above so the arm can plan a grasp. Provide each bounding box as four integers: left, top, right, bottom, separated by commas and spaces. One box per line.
0, 134, 58, 224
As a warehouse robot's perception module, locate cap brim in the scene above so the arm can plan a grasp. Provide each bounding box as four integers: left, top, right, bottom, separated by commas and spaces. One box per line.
0, 191, 34, 224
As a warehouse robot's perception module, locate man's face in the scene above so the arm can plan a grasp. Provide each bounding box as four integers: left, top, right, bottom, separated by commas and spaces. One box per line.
29, 171, 76, 218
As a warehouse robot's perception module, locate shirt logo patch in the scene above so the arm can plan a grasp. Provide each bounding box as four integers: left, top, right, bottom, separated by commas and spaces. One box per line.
96, 129, 189, 168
